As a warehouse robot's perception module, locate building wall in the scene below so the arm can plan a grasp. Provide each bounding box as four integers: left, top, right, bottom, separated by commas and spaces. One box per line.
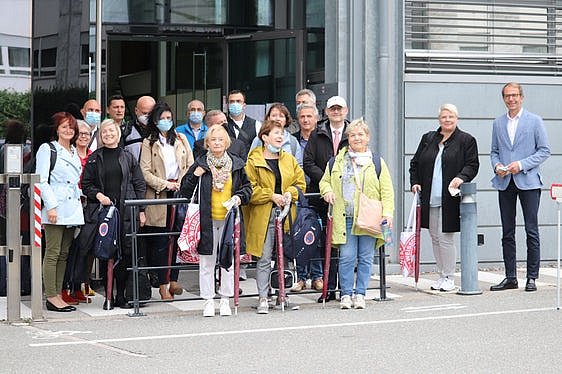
0, 0, 31, 92
404, 74, 562, 264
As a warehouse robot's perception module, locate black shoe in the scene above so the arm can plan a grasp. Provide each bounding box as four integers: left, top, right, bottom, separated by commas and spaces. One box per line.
46, 300, 73, 312
115, 297, 133, 309
525, 278, 537, 292
490, 278, 518, 291
317, 291, 337, 303
149, 272, 160, 288
103, 298, 114, 310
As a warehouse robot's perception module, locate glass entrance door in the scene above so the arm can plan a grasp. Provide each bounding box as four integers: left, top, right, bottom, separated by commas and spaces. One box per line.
227, 30, 304, 118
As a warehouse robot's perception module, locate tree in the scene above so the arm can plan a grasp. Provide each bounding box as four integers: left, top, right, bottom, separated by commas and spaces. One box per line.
0, 89, 31, 138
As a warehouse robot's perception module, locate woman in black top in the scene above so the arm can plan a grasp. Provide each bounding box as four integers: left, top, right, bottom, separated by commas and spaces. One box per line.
81, 119, 146, 309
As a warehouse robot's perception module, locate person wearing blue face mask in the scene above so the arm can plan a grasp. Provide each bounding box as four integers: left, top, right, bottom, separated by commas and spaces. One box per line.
176, 99, 208, 150
80, 99, 102, 151
140, 102, 194, 300
244, 120, 305, 314
225, 90, 261, 158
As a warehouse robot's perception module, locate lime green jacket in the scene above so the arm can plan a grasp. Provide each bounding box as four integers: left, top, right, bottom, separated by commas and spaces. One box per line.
319, 147, 395, 248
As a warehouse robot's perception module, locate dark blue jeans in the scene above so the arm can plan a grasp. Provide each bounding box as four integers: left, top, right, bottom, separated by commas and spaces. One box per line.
498, 179, 541, 279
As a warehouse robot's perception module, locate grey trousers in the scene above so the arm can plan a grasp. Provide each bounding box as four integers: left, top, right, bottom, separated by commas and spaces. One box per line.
255, 209, 276, 298
429, 207, 457, 279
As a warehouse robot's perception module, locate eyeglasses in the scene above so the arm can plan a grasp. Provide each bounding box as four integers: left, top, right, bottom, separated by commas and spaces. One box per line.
503, 93, 520, 99
78, 132, 91, 137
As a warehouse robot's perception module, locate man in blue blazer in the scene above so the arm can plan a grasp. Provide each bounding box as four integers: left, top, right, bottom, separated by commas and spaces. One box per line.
490, 82, 550, 292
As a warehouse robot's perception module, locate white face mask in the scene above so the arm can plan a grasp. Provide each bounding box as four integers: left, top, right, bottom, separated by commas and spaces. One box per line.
137, 114, 149, 126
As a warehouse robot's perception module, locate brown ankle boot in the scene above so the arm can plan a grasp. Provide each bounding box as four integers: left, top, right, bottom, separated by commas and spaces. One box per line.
159, 284, 173, 300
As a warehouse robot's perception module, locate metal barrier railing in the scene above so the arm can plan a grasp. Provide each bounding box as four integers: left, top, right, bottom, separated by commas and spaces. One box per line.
123, 193, 390, 316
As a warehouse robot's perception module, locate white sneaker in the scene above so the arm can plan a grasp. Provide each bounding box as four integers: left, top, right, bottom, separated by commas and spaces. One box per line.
219, 298, 232, 316
239, 267, 248, 281
257, 297, 269, 314
440, 277, 455, 292
430, 277, 444, 290
203, 299, 215, 317
340, 295, 352, 309
354, 294, 366, 309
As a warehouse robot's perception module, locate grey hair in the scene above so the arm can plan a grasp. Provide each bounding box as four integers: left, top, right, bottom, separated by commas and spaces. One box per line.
296, 103, 319, 119
345, 117, 370, 136
439, 103, 459, 117
295, 89, 316, 103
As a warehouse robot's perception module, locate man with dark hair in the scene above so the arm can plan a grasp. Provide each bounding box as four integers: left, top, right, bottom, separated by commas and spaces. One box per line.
225, 90, 261, 157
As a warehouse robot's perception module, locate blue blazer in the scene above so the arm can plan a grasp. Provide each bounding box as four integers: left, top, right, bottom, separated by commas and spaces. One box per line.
490, 109, 550, 191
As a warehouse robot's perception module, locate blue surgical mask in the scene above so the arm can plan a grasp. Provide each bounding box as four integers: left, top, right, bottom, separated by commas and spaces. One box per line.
157, 119, 173, 132
266, 143, 281, 154
85, 111, 100, 126
189, 111, 203, 124
228, 102, 243, 117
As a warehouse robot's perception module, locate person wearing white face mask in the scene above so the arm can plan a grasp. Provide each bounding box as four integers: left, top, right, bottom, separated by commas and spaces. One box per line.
176, 99, 208, 150
140, 102, 194, 300
120, 96, 156, 161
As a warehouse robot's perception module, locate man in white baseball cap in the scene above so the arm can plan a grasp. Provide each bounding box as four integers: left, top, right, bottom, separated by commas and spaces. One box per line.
302, 94, 350, 302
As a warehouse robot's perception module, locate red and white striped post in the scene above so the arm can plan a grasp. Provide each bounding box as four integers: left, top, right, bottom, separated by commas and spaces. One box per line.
33, 185, 41, 248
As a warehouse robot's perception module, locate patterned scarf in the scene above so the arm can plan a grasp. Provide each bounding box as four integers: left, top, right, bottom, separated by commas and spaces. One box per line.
206, 152, 232, 191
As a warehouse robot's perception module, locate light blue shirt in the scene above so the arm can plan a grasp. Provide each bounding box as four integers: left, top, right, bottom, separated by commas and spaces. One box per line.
430, 143, 444, 207
249, 129, 303, 167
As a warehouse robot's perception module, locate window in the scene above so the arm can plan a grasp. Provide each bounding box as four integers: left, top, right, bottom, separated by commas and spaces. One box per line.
404, 1, 562, 75
8, 47, 30, 75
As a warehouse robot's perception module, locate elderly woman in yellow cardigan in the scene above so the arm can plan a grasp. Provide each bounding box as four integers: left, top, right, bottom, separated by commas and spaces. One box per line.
320, 118, 395, 310
244, 120, 306, 314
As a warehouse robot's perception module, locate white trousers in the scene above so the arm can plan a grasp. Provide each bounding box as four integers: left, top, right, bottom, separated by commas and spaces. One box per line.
199, 219, 234, 300
428, 207, 456, 278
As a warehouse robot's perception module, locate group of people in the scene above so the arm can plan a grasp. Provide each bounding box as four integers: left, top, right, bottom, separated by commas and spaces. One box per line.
33, 81, 550, 316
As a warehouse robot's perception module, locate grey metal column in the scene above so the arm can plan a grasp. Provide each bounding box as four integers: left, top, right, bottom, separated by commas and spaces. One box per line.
458, 182, 482, 295
4, 145, 23, 321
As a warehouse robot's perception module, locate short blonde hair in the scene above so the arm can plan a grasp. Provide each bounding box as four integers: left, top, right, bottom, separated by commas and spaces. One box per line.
439, 103, 459, 117
345, 117, 370, 137
204, 124, 232, 150
99, 118, 122, 146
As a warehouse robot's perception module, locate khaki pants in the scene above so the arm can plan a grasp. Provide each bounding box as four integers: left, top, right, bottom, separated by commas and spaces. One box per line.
43, 224, 75, 297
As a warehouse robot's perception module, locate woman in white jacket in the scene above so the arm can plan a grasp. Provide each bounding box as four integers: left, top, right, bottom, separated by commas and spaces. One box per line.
37, 112, 84, 312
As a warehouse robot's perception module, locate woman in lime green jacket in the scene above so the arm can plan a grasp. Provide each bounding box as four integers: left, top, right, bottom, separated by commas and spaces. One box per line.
319, 118, 394, 310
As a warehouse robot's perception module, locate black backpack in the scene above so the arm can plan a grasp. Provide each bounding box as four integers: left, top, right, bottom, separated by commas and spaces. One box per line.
283, 187, 323, 262
94, 205, 120, 260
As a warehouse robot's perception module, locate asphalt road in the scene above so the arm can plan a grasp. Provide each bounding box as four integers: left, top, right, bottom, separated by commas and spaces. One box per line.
1, 268, 561, 373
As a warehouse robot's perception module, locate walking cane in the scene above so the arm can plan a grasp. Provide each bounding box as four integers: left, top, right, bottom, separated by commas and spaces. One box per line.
275, 203, 291, 311
321, 204, 333, 307
233, 206, 241, 315
414, 192, 422, 289
105, 258, 114, 310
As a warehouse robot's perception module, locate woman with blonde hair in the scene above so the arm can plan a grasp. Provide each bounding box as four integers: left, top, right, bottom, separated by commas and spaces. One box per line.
320, 118, 395, 310
180, 125, 252, 316
81, 119, 146, 309
409, 104, 479, 292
